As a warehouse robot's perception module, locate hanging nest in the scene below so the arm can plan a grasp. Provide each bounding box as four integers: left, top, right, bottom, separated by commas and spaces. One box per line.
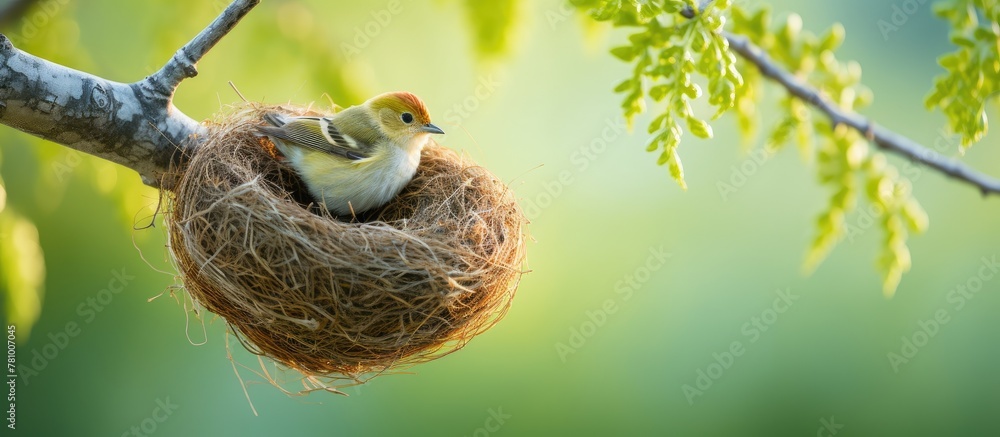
165, 104, 526, 377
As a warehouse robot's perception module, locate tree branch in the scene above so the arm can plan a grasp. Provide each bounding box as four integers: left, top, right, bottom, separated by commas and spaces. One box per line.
682, 0, 1000, 196
144, 0, 259, 99
724, 32, 1000, 197
0, 0, 260, 188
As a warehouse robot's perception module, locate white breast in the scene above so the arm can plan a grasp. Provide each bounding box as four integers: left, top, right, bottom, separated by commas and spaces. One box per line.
303, 136, 426, 215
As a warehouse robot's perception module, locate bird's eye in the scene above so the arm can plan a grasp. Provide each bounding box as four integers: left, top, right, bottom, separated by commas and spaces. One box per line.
401, 112, 414, 124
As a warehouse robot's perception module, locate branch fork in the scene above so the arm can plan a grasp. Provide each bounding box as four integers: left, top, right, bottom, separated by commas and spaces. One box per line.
0, 0, 260, 188
0, 0, 997, 196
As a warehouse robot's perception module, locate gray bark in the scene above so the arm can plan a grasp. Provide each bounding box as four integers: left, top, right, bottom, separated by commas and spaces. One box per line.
0, 0, 259, 188
724, 31, 1000, 196
1, 0, 997, 196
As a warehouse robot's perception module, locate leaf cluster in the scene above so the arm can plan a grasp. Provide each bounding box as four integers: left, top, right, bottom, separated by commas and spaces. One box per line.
729, 6, 928, 295
926, 0, 1000, 149
573, 0, 741, 188
575, 0, 939, 295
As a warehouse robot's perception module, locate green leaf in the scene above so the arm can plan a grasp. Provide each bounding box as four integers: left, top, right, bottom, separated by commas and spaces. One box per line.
614, 79, 634, 93
686, 116, 713, 138
691, 30, 708, 52
648, 113, 670, 134
725, 64, 744, 86
901, 200, 929, 232
611, 45, 639, 61
950, 34, 976, 48
668, 150, 687, 190
592, 2, 622, 20
646, 136, 661, 152
819, 23, 845, 52
657, 149, 671, 165
649, 84, 671, 101
628, 31, 649, 45
973, 26, 997, 41
681, 82, 702, 99
673, 97, 693, 119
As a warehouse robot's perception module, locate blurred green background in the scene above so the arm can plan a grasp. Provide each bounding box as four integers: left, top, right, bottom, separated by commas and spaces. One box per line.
1, 0, 999, 435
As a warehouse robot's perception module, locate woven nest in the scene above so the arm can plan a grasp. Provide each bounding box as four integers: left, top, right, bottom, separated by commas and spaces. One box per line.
166, 104, 526, 377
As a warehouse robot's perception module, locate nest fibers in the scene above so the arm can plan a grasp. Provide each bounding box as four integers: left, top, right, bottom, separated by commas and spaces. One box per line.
166, 105, 526, 377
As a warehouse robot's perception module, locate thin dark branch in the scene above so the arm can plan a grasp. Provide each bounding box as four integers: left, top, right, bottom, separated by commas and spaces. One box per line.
0, 0, 37, 28
145, 0, 260, 98
725, 32, 1000, 196
682, 0, 1000, 197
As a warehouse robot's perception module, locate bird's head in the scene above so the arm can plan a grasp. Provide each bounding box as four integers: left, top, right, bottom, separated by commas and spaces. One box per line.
365, 91, 444, 147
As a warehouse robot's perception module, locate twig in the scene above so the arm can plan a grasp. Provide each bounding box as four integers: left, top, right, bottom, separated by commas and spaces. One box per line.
0, 0, 260, 188
725, 32, 1000, 196
684, 0, 1000, 196
144, 0, 260, 98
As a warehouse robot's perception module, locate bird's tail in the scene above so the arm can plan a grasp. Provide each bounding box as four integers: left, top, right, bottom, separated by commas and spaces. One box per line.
257, 112, 294, 159
255, 112, 289, 138
261, 111, 288, 128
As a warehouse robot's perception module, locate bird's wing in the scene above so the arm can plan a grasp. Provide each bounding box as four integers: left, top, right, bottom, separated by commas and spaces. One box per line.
260, 116, 370, 161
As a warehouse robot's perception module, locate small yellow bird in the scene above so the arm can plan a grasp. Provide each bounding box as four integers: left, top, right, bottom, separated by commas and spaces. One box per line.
258, 92, 444, 215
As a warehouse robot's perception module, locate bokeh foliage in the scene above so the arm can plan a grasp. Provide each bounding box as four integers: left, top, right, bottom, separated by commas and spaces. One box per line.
0, 0, 521, 340
0, 1, 999, 436
570, 0, 996, 295
0, 196, 44, 340
462, 0, 524, 58
0, 0, 991, 348
926, 0, 999, 149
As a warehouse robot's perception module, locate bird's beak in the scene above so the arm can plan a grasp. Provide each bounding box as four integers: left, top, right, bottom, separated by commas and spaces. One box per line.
421, 123, 445, 135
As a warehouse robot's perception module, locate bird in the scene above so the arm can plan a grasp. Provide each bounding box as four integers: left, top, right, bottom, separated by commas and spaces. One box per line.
257, 91, 445, 216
